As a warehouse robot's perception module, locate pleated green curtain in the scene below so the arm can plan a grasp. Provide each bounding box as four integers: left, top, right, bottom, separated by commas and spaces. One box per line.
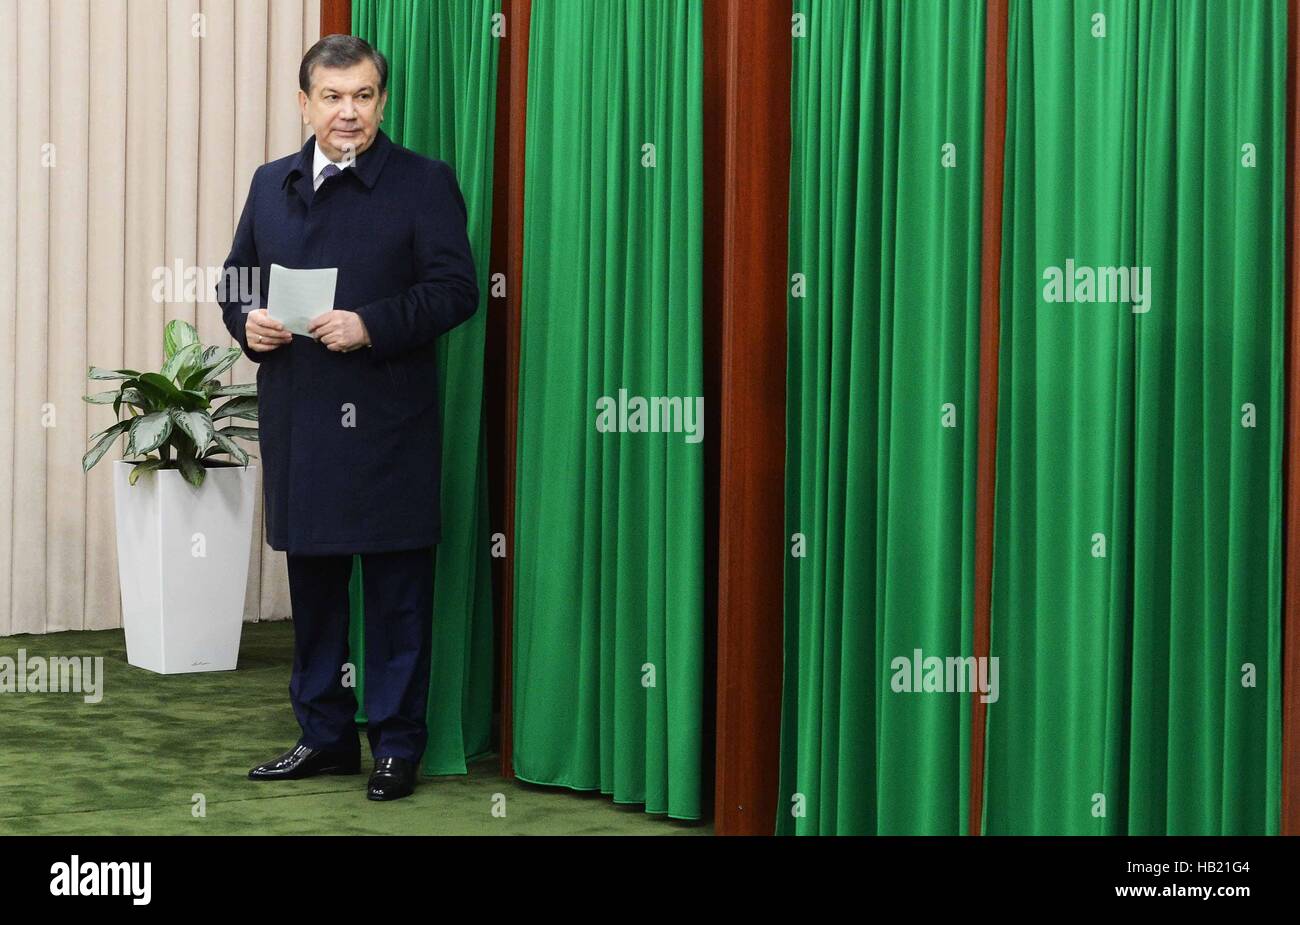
347, 0, 499, 775
513, 0, 704, 820
779, 0, 986, 835
986, 0, 1284, 834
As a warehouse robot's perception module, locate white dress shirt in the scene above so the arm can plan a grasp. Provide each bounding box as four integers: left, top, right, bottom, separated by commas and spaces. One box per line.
312, 138, 353, 191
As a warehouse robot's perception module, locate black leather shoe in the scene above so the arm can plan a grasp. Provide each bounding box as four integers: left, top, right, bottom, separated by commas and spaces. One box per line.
367, 756, 416, 801
248, 743, 361, 780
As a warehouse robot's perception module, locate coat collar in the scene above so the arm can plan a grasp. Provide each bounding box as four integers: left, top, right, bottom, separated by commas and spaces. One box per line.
280, 128, 393, 193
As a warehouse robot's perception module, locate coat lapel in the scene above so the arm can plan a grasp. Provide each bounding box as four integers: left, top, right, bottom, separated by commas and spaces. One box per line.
280, 130, 395, 208
282, 136, 317, 207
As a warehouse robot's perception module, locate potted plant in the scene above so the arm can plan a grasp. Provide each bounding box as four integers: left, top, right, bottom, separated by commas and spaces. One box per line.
82, 319, 260, 674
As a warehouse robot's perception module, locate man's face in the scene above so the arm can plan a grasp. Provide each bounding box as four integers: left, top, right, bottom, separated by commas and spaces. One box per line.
298, 60, 388, 162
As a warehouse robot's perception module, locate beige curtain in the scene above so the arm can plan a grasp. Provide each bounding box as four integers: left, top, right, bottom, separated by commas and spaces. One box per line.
0, 0, 321, 636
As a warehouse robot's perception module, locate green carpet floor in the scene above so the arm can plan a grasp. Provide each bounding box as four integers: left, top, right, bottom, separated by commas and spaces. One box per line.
0, 622, 711, 835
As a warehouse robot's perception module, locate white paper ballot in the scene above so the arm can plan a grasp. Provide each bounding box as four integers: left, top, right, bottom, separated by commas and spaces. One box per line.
266, 263, 338, 337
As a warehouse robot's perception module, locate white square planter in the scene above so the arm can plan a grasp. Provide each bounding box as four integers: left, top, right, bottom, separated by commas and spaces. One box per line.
112, 459, 257, 674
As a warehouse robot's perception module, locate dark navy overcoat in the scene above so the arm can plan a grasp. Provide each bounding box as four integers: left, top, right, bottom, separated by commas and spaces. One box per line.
216, 129, 478, 555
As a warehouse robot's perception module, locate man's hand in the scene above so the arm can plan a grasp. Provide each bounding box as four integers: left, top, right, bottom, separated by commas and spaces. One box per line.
308, 310, 372, 353
246, 308, 293, 353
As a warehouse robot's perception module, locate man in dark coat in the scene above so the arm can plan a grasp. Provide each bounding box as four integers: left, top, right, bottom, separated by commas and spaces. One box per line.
215, 35, 478, 801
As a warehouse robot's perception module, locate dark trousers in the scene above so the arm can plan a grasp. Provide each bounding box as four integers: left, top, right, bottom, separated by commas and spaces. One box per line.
285, 546, 434, 763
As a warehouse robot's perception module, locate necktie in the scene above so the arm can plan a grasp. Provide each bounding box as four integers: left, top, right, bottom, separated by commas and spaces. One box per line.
320, 163, 341, 181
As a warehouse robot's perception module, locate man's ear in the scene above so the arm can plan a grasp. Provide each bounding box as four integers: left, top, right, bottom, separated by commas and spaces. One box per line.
298, 89, 309, 125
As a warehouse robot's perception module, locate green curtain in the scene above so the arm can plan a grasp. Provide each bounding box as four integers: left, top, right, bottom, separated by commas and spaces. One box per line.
779, 0, 986, 835
513, 0, 705, 820
348, 0, 499, 775
986, 0, 1284, 834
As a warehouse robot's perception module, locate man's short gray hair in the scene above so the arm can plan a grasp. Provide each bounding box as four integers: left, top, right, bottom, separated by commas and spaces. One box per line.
299, 34, 388, 95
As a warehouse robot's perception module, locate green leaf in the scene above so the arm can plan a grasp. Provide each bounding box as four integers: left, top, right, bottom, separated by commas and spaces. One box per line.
126, 411, 173, 456
202, 443, 257, 461
177, 451, 205, 488
198, 347, 242, 383
211, 395, 258, 422
82, 420, 131, 472
83, 390, 123, 404
127, 458, 166, 486
168, 408, 215, 455
164, 319, 200, 361
130, 380, 170, 410
89, 418, 131, 441
161, 342, 202, 383
113, 387, 149, 418
175, 389, 211, 412
208, 431, 250, 466
127, 376, 165, 407
185, 346, 225, 387
208, 382, 257, 397
178, 345, 213, 387
88, 366, 141, 381
137, 372, 182, 402
217, 425, 260, 441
